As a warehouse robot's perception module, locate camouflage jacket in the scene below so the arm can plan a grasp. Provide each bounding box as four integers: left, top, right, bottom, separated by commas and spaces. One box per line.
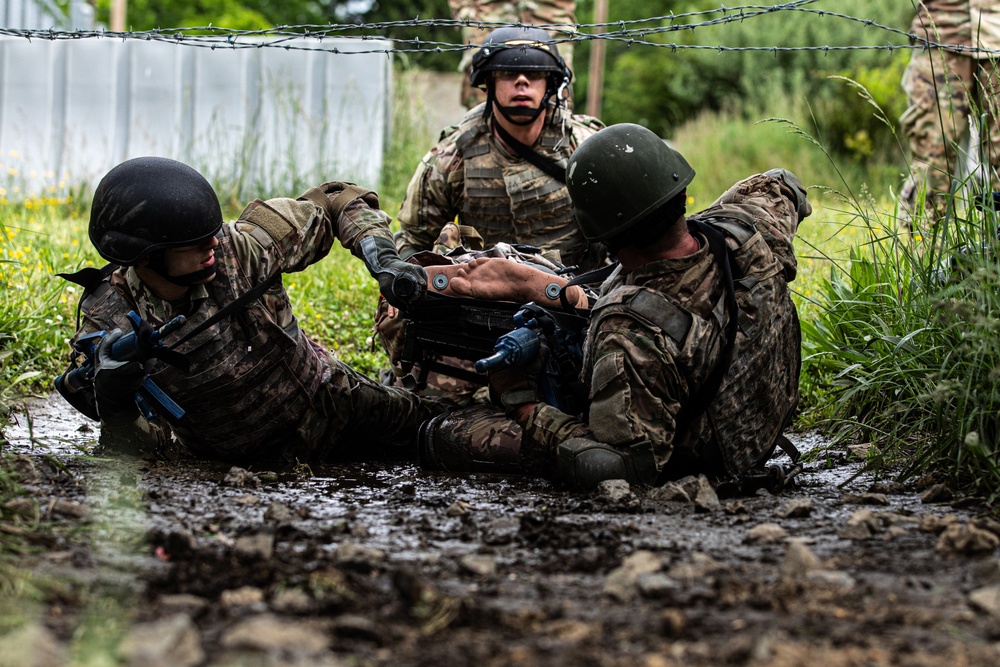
520, 173, 808, 478
68, 184, 394, 459
911, 0, 1000, 55
395, 104, 605, 269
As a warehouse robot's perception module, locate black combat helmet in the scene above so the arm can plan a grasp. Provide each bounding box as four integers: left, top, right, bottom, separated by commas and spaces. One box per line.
566, 123, 695, 242
89, 156, 223, 266
469, 26, 572, 124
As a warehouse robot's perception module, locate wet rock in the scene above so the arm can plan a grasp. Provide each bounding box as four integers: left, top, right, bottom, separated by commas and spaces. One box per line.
603, 550, 662, 602
219, 586, 266, 610
885, 526, 911, 541
746, 522, 787, 544
119, 613, 204, 667
918, 513, 960, 534
973, 517, 1000, 540
9, 454, 41, 484
935, 522, 1000, 556
841, 492, 890, 506
805, 570, 856, 590
780, 540, 822, 577
869, 480, 906, 495
0, 622, 67, 667
159, 594, 209, 618
777, 498, 813, 518
234, 532, 274, 560
334, 542, 387, 570
648, 481, 691, 503
481, 516, 520, 545
674, 475, 702, 499
969, 584, 1000, 617
331, 614, 383, 643
846, 444, 871, 460
724, 500, 748, 514
636, 572, 682, 600
459, 553, 496, 576
596, 478, 634, 503
694, 476, 721, 513
270, 588, 314, 615
668, 552, 721, 581
262, 501, 298, 525
972, 559, 1000, 586
220, 613, 331, 656
659, 608, 687, 638
838, 509, 879, 540
446, 500, 474, 516
222, 467, 260, 489
920, 483, 955, 504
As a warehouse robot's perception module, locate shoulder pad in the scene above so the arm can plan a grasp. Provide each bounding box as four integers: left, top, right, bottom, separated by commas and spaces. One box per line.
593, 285, 692, 345
692, 206, 759, 245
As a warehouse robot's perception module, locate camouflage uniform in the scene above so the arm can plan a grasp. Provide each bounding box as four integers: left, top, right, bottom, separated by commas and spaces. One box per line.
396, 103, 605, 271
427, 172, 806, 482
449, 0, 577, 108
901, 0, 1000, 222
68, 186, 444, 463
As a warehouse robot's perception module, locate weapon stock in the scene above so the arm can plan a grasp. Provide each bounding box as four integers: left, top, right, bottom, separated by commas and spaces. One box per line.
55, 310, 187, 422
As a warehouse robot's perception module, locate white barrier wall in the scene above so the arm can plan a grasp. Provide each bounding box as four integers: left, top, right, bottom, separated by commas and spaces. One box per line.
0, 36, 392, 199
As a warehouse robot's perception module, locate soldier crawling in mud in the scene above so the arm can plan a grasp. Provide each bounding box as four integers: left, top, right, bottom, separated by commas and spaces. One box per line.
55, 156, 446, 463
419, 123, 811, 490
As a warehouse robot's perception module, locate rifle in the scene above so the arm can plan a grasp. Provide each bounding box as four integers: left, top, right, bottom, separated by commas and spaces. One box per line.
474, 302, 588, 415
55, 310, 187, 422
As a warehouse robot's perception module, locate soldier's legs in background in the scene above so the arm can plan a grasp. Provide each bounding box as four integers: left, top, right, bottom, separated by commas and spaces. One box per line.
975, 59, 1000, 192
900, 48, 973, 224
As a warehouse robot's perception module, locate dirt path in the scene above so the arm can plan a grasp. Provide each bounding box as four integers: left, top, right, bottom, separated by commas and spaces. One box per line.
2, 394, 1000, 666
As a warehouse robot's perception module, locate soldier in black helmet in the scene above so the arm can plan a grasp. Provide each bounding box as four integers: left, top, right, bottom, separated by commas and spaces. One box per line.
57, 156, 446, 463
395, 25, 605, 272
420, 123, 812, 490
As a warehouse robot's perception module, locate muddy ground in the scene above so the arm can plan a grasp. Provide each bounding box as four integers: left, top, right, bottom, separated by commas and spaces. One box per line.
2, 394, 1000, 667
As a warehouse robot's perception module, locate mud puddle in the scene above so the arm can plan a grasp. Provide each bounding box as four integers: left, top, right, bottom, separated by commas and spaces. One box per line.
3, 394, 1000, 666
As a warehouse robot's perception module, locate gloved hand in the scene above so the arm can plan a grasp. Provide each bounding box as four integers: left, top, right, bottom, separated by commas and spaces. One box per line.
359, 235, 428, 310
764, 168, 811, 222
488, 339, 548, 411
93, 328, 145, 418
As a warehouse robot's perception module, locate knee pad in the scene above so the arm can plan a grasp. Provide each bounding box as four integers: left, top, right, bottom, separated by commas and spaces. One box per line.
557, 438, 659, 490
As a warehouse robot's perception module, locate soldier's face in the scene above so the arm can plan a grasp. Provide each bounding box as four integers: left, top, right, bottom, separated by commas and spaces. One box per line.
163, 235, 219, 283
492, 70, 547, 109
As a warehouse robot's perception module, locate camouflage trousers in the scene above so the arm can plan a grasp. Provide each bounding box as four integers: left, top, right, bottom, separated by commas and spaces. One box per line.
295, 358, 451, 462
418, 404, 549, 476
900, 47, 1000, 227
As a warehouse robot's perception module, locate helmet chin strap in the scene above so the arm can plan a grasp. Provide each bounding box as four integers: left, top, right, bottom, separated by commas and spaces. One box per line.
486, 84, 551, 126
146, 253, 218, 287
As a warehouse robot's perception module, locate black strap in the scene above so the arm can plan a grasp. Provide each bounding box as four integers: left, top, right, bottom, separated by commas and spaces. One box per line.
669, 221, 740, 456
167, 273, 280, 349
491, 119, 567, 183
58, 263, 120, 330
558, 261, 618, 314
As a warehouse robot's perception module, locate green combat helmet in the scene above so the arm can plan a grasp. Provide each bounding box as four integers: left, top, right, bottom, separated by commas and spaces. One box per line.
566, 123, 695, 242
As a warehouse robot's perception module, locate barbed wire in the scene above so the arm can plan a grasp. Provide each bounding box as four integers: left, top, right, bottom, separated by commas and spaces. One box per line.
1, 2, 995, 58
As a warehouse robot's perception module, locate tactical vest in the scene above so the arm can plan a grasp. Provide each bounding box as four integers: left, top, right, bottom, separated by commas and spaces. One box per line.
454, 106, 593, 267
82, 226, 330, 460
584, 211, 800, 477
